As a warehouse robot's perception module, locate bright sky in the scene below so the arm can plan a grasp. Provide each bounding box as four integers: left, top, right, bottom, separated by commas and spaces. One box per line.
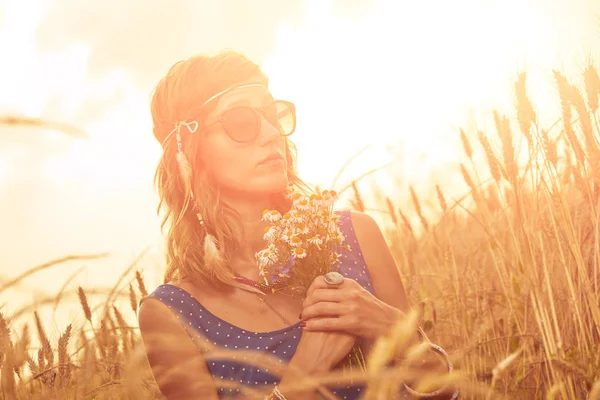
0, 0, 598, 332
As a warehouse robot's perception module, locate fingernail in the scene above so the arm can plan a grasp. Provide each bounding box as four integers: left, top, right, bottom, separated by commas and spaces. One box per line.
299, 321, 306, 328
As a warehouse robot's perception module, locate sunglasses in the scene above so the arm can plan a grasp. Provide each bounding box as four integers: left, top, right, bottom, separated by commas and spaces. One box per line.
200, 100, 296, 143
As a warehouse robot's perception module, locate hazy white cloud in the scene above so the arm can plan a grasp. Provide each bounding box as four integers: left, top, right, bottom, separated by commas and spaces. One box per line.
34, 0, 307, 88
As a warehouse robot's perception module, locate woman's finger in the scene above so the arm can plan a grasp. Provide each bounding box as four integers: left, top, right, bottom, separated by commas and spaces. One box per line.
302, 288, 345, 309
301, 300, 353, 321
301, 315, 355, 331
305, 273, 346, 299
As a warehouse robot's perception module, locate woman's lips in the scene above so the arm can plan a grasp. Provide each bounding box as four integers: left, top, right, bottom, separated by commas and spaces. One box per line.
258, 158, 285, 167
258, 154, 285, 165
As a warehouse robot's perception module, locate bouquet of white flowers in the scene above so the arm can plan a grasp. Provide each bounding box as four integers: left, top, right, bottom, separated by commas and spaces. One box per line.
256, 188, 367, 375
256, 189, 348, 293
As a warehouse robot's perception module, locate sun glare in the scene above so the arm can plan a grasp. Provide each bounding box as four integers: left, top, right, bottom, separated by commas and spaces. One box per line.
262, 0, 593, 196
1, 0, 594, 195
0, 155, 7, 189
0, 0, 597, 305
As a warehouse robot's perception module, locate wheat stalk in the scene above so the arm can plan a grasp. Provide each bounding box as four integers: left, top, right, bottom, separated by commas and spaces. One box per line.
409, 186, 429, 231
102, 247, 150, 318
460, 128, 474, 162
397, 208, 415, 240
568, 82, 598, 159
494, 111, 518, 185
33, 311, 53, 367
584, 62, 600, 113
384, 197, 399, 226
57, 324, 72, 387
129, 283, 138, 316
52, 266, 86, 315
12, 323, 29, 375
554, 70, 586, 167
77, 286, 92, 324
589, 379, 600, 400
0, 253, 108, 295
435, 184, 448, 215
0, 311, 10, 361
460, 163, 480, 204
478, 130, 502, 183
539, 129, 558, 169
351, 180, 365, 212
0, 115, 87, 137
515, 72, 536, 146
112, 305, 130, 356
135, 270, 148, 298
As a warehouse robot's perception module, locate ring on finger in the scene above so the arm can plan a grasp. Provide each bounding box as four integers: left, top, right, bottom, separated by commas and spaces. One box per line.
323, 271, 344, 285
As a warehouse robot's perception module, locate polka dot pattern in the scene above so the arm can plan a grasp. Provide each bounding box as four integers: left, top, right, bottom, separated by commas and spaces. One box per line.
144, 211, 396, 399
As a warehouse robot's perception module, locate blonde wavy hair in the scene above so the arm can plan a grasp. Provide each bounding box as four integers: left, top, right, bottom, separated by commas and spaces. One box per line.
151, 51, 310, 291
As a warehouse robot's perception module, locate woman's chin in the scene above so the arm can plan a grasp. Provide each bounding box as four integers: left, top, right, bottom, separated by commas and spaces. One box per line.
253, 177, 289, 195
222, 172, 289, 199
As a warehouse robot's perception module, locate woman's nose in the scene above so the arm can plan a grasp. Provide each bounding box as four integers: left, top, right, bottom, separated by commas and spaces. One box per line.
258, 116, 283, 146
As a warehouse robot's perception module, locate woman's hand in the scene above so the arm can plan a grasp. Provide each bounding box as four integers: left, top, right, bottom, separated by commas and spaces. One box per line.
299, 274, 405, 341
289, 328, 357, 374
280, 325, 357, 400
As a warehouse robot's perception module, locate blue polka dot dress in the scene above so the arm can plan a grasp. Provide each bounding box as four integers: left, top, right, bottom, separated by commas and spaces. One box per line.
143, 210, 408, 399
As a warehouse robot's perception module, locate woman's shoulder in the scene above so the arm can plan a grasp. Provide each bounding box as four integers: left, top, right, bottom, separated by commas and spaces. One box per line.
335, 209, 381, 236
337, 210, 390, 278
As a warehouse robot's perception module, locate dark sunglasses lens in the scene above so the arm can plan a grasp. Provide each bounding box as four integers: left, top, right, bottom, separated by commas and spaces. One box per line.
221, 107, 260, 142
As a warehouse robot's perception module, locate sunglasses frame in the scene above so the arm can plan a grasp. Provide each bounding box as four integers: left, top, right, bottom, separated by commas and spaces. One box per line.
198, 99, 296, 143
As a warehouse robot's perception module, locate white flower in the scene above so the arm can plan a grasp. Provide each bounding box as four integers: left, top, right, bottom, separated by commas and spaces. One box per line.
288, 235, 303, 247
294, 197, 311, 211
316, 216, 329, 231
287, 190, 303, 201
262, 209, 282, 222
329, 252, 342, 265
295, 222, 309, 235
307, 235, 323, 247
281, 228, 295, 242
289, 209, 304, 224
263, 225, 279, 241
321, 190, 338, 207
331, 212, 341, 223
256, 246, 278, 266
310, 194, 324, 211
291, 247, 307, 259
328, 221, 339, 233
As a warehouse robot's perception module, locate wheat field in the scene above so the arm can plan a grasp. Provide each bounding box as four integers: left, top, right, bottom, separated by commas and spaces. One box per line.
1, 65, 600, 399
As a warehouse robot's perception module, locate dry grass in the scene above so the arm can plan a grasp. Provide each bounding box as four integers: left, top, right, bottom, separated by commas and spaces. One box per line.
2, 64, 600, 399
381, 65, 600, 399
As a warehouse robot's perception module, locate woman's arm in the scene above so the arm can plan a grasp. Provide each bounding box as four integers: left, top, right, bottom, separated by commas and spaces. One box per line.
138, 298, 220, 400
349, 211, 412, 316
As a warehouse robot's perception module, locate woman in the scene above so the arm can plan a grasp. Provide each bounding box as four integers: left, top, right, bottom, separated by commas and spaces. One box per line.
138, 51, 458, 400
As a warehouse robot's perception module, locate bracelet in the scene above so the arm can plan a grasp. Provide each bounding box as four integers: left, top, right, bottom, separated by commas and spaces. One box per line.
394, 326, 427, 366
399, 327, 460, 399
273, 386, 287, 400
264, 385, 287, 400
402, 342, 460, 398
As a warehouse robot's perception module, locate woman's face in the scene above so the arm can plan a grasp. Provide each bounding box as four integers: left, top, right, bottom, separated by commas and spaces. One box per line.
198, 83, 292, 199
